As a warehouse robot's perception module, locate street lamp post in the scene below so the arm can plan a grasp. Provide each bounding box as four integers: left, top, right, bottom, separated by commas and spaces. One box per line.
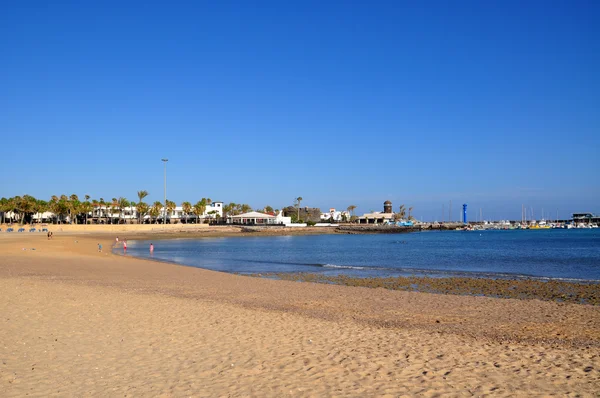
161, 158, 168, 225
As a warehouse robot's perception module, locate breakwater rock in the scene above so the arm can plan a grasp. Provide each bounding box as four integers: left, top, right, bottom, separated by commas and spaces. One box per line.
335, 225, 422, 234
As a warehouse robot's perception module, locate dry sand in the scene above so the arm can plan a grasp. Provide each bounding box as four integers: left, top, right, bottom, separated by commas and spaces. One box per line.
0, 231, 599, 397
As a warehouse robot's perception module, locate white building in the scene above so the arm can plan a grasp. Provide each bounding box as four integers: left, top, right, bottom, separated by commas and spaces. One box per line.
357, 211, 395, 224
12, 202, 225, 224
320, 208, 350, 222
228, 211, 277, 225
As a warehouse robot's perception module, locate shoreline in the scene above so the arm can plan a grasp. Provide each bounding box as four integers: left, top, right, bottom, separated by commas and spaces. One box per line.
112, 231, 600, 306
249, 273, 600, 306
113, 239, 600, 305
1, 231, 599, 395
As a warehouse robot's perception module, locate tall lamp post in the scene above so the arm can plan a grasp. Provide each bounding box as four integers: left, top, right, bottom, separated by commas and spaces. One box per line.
162, 158, 168, 225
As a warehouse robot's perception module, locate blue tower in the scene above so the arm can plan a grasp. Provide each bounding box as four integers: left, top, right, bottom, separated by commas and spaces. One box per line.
462, 204, 467, 224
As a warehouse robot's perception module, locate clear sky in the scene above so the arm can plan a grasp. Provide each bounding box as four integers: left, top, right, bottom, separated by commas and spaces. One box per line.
1, 1, 598, 221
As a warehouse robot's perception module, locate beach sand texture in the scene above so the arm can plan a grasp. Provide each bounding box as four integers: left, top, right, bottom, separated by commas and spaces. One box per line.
1, 233, 599, 396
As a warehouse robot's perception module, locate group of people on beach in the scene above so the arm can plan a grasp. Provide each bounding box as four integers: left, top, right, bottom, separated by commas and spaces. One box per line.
97, 237, 154, 254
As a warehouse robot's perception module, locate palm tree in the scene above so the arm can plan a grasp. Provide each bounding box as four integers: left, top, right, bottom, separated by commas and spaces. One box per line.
17, 195, 36, 224
51, 197, 69, 224
408, 206, 414, 220
165, 200, 176, 223
136, 190, 149, 224
80, 201, 93, 225
34, 199, 48, 224
181, 201, 192, 223
295, 197, 303, 222
117, 197, 129, 224
99, 198, 106, 224
136, 202, 149, 223
193, 199, 207, 223
398, 204, 406, 220
108, 198, 118, 224
83, 195, 91, 225
241, 204, 252, 214
152, 201, 163, 224
150, 202, 162, 224
69, 197, 81, 224
347, 205, 356, 217
0, 197, 8, 224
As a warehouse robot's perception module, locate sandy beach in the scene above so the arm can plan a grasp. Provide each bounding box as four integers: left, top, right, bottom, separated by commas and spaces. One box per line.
1, 230, 599, 396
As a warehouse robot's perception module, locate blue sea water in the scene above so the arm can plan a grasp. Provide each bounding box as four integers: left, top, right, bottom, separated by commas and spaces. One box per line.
121, 230, 600, 282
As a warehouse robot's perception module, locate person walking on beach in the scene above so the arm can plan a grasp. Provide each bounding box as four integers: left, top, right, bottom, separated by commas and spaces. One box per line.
150, 243, 154, 253
116, 236, 119, 244
98, 243, 102, 252
47, 232, 50, 240
123, 240, 127, 252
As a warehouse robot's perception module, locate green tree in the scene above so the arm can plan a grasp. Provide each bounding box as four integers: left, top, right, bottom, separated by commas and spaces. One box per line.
150, 201, 162, 223
0, 197, 8, 224
241, 204, 252, 214
117, 197, 129, 224
224, 202, 239, 217
165, 200, 176, 223
51, 197, 69, 224
80, 200, 93, 225
34, 199, 48, 224
17, 195, 36, 224
193, 199, 207, 223
151, 201, 163, 224
136, 190, 149, 223
99, 198, 106, 224
264, 205, 274, 214
181, 201, 192, 223
136, 202, 149, 223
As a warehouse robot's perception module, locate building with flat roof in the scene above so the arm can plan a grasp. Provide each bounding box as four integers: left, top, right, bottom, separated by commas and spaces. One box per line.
228, 211, 277, 225
358, 201, 396, 224
572, 213, 600, 224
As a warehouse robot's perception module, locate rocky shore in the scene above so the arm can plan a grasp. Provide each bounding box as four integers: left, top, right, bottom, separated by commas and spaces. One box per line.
335, 223, 463, 234
251, 273, 600, 306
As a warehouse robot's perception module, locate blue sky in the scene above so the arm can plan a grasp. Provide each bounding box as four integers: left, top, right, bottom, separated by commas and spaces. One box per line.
1, 1, 598, 221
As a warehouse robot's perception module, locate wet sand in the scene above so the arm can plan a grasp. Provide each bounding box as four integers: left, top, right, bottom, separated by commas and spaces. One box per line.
0, 231, 599, 396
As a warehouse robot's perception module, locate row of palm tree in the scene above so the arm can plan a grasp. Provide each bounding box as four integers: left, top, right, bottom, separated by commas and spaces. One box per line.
223, 203, 253, 217
0, 193, 220, 225
394, 204, 415, 221
1, 193, 413, 225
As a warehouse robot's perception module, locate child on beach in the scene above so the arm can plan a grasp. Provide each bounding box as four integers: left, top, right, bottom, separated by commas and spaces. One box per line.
98, 243, 102, 252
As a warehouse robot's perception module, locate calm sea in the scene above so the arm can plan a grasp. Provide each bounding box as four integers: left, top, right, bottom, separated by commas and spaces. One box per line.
120, 230, 600, 282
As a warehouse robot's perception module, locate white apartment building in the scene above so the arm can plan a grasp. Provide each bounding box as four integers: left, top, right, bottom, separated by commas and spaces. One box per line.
11, 202, 224, 224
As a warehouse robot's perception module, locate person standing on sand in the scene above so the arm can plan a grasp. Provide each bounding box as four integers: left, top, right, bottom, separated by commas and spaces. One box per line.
47, 232, 50, 240
116, 236, 119, 244
98, 243, 102, 252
